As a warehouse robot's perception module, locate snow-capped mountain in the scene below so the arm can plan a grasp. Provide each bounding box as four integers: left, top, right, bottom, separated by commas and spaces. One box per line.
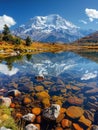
13, 14, 94, 43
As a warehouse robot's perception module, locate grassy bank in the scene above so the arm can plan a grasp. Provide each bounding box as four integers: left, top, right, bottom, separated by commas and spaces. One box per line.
0, 40, 98, 58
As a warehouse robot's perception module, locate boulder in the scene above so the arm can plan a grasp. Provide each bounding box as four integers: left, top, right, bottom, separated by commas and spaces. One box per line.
36, 91, 50, 101
34, 86, 44, 92
56, 113, 65, 123
23, 97, 32, 105
36, 115, 41, 123
0, 97, 11, 107
43, 104, 61, 121
7, 89, 21, 97
61, 119, 72, 128
66, 106, 84, 119
0, 127, 12, 130
22, 113, 36, 122
32, 107, 41, 115
55, 127, 63, 130
72, 86, 80, 91
79, 115, 92, 127
25, 124, 38, 130
60, 108, 66, 113
42, 98, 50, 108
73, 123, 83, 130
88, 125, 98, 130
67, 96, 83, 105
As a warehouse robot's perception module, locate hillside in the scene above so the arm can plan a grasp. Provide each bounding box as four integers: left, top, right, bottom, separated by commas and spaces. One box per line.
74, 31, 98, 46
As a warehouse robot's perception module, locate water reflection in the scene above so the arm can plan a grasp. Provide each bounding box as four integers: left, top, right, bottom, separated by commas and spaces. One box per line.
0, 51, 98, 89
0, 64, 19, 76
74, 49, 98, 63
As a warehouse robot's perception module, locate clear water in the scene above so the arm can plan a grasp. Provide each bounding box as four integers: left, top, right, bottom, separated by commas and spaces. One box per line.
0, 51, 98, 104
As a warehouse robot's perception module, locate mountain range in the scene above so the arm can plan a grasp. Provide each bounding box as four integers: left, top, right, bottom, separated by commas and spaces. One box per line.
13, 14, 95, 43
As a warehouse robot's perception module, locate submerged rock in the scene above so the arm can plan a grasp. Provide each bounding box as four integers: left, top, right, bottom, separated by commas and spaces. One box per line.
67, 96, 83, 105
22, 113, 36, 122
66, 106, 84, 119
34, 86, 44, 92
23, 97, 32, 105
32, 107, 41, 115
43, 104, 61, 121
56, 113, 65, 123
25, 124, 38, 130
7, 89, 21, 97
73, 123, 83, 130
55, 127, 63, 130
0, 97, 11, 107
42, 98, 50, 108
36, 91, 50, 101
79, 115, 92, 127
88, 125, 98, 130
0, 127, 12, 130
61, 119, 72, 128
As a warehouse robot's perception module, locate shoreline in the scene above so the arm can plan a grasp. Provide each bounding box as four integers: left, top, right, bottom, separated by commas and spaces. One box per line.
0, 42, 98, 58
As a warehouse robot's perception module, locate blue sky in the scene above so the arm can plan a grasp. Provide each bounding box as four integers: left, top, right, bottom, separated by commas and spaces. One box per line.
0, 0, 98, 30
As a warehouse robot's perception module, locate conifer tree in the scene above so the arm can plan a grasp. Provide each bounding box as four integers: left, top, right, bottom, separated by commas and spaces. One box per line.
26, 36, 32, 46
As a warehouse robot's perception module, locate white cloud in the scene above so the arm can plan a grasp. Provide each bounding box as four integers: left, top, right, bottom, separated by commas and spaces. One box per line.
0, 64, 19, 76
80, 20, 87, 24
85, 8, 98, 22
0, 15, 16, 30
81, 71, 97, 80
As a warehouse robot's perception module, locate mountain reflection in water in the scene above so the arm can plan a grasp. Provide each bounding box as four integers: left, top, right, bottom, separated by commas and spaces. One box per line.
0, 51, 98, 95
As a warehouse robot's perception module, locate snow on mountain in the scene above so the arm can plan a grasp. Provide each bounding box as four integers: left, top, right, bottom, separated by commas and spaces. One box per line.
13, 14, 94, 43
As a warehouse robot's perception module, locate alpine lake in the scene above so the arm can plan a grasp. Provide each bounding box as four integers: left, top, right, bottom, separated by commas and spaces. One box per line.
0, 49, 98, 130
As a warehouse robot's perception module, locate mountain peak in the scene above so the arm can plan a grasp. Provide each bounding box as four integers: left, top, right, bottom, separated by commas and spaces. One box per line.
13, 14, 94, 43
28, 14, 78, 30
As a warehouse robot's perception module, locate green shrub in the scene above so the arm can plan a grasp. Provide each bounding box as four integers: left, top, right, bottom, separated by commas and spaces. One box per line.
0, 105, 18, 130
13, 37, 21, 45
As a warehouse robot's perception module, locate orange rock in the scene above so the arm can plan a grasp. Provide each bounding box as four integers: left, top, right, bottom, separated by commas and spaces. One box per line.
16, 113, 22, 118
79, 115, 92, 127
35, 124, 40, 130
42, 98, 50, 108
61, 119, 72, 128
35, 86, 44, 92
32, 107, 41, 115
60, 108, 66, 113
67, 96, 83, 105
73, 123, 83, 130
23, 97, 32, 104
55, 100, 62, 107
36, 115, 41, 123
55, 127, 63, 130
56, 113, 65, 123
10, 103, 15, 108
66, 106, 84, 119
36, 91, 50, 101
66, 85, 71, 90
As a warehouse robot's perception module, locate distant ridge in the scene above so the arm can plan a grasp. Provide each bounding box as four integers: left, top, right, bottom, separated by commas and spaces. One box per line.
74, 31, 98, 45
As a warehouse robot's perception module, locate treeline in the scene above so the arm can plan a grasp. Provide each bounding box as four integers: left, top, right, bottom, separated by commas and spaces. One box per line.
0, 24, 32, 46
